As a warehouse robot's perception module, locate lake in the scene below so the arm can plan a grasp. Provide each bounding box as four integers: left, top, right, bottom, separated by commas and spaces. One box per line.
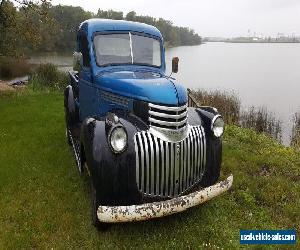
29, 43, 300, 144
166, 43, 300, 144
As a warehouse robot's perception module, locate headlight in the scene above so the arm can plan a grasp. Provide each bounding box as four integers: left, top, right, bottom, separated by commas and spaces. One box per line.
109, 126, 127, 153
211, 115, 224, 137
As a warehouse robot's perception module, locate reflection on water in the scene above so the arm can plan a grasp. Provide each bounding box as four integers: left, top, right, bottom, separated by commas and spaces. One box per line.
28, 54, 73, 72
30, 43, 300, 144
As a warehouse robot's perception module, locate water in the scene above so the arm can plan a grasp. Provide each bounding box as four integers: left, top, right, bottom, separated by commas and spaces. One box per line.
28, 54, 74, 72
30, 43, 300, 144
165, 43, 300, 144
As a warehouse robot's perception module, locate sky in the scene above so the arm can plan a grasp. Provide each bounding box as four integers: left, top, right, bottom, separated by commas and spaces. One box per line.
51, 0, 300, 38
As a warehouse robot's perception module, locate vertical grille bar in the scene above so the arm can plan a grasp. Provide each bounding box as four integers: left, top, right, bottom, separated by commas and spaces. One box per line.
174, 142, 179, 196
137, 133, 144, 191
134, 135, 140, 189
186, 134, 191, 187
179, 140, 184, 194
170, 142, 174, 196
184, 136, 188, 190
195, 127, 201, 179
199, 129, 205, 178
160, 140, 165, 196
201, 127, 207, 174
196, 127, 202, 179
149, 133, 155, 195
165, 141, 169, 196
195, 129, 201, 181
153, 136, 160, 195
142, 132, 150, 194
190, 128, 196, 183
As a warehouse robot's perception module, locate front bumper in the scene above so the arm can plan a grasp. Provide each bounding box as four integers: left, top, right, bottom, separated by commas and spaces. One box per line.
97, 174, 233, 223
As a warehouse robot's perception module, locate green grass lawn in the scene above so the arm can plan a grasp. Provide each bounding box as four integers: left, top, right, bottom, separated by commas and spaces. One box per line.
0, 91, 299, 249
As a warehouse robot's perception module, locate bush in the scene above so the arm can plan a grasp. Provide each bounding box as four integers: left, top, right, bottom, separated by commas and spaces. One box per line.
240, 106, 282, 143
29, 63, 68, 91
190, 89, 241, 124
291, 112, 300, 147
0, 57, 31, 79
189, 89, 282, 142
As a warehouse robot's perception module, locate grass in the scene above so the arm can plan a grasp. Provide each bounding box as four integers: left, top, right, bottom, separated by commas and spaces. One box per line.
0, 91, 299, 249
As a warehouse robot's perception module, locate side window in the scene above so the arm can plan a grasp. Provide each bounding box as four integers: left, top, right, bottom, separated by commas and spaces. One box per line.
78, 34, 90, 67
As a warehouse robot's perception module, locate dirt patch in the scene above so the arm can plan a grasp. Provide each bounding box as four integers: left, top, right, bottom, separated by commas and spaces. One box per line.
0, 81, 15, 92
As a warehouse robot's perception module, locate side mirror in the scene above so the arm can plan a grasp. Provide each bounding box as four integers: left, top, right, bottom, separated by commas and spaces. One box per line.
73, 52, 82, 71
172, 57, 179, 73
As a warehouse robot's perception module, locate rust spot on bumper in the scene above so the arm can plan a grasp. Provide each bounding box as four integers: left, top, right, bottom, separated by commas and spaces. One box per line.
97, 175, 233, 223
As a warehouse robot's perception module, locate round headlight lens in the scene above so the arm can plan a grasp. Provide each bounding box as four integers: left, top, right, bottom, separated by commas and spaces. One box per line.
212, 116, 225, 137
109, 126, 127, 153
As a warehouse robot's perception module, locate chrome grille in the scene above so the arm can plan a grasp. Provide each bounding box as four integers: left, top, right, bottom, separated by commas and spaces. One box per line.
149, 103, 188, 130
134, 126, 206, 197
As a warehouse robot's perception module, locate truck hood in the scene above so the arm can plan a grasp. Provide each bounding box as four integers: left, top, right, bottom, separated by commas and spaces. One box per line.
95, 71, 187, 106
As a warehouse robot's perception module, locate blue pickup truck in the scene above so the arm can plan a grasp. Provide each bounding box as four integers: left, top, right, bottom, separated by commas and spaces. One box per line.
64, 19, 232, 229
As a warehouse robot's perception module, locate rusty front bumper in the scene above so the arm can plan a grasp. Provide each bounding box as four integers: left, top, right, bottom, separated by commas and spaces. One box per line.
97, 175, 233, 223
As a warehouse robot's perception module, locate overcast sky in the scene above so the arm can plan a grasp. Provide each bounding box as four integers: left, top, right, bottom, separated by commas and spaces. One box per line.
52, 0, 300, 37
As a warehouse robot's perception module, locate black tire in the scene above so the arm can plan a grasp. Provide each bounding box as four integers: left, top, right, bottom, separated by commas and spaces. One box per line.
91, 181, 110, 231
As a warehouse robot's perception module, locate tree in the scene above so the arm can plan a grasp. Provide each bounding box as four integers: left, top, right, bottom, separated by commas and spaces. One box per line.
0, 0, 53, 56
0, 3, 202, 56
97, 9, 123, 20
125, 11, 136, 21
0, 1, 19, 56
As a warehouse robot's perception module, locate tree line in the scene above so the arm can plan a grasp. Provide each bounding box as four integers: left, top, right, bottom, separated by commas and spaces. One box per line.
0, 1, 202, 57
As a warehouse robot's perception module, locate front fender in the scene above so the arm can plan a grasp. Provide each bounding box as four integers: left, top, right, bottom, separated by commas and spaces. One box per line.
188, 106, 223, 186
64, 85, 79, 128
80, 113, 142, 206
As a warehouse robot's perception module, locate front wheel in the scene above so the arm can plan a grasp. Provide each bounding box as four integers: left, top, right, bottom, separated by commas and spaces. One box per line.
91, 181, 110, 231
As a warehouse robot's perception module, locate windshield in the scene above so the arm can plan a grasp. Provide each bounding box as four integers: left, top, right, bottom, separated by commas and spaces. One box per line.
94, 33, 162, 67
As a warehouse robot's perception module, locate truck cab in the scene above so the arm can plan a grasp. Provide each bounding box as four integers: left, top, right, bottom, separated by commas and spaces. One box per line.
64, 19, 232, 229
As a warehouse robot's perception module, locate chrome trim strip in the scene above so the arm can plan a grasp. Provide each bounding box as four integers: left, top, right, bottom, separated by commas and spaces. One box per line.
149, 133, 155, 195
202, 127, 207, 171
174, 142, 180, 196
183, 137, 187, 190
194, 127, 199, 179
149, 110, 187, 119
142, 132, 150, 194
170, 142, 174, 196
137, 133, 144, 191
149, 117, 187, 127
197, 127, 202, 179
199, 127, 204, 178
149, 103, 187, 112
153, 136, 159, 194
160, 139, 165, 195
149, 125, 189, 143
165, 141, 169, 196
190, 129, 194, 184
201, 127, 205, 178
134, 135, 139, 189
187, 133, 191, 186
